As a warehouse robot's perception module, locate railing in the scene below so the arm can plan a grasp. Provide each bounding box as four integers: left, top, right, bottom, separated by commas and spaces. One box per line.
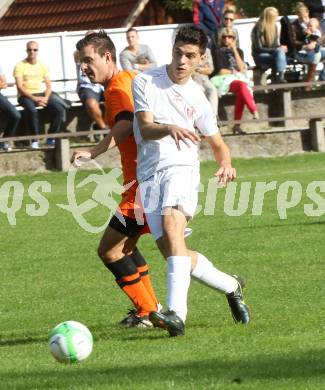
1, 79, 325, 145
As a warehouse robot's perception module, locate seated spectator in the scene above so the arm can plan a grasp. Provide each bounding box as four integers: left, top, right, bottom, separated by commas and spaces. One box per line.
291, 3, 325, 82
251, 7, 288, 83
74, 34, 106, 136
210, 27, 259, 134
219, 8, 240, 45
119, 28, 157, 73
297, 17, 324, 87
0, 64, 21, 152
193, 0, 224, 44
13, 41, 65, 148
289, 3, 310, 54
192, 48, 219, 116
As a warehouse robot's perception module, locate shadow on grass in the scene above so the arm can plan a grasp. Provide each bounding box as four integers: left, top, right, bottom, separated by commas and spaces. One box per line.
0, 335, 48, 347
220, 219, 325, 232
2, 350, 324, 389
0, 327, 166, 347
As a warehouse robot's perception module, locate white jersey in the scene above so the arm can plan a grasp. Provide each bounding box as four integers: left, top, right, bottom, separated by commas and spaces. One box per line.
132, 65, 218, 183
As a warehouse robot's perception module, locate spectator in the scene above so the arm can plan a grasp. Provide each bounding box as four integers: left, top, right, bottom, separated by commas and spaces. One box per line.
74, 51, 106, 136
210, 27, 259, 134
192, 48, 219, 116
119, 28, 157, 74
219, 8, 240, 45
0, 64, 21, 152
290, 3, 311, 52
251, 7, 288, 83
13, 41, 65, 148
304, 0, 325, 32
297, 17, 325, 87
193, 0, 224, 43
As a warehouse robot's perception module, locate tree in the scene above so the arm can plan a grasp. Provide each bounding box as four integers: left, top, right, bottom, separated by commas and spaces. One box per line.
163, 0, 192, 11
236, 0, 295, 17
163, 0, 295, 18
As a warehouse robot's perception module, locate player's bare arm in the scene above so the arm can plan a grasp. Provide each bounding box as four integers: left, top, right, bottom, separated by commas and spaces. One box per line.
136, 111, 200, 150
206, 132, 236, 185
71, 119, 133, 166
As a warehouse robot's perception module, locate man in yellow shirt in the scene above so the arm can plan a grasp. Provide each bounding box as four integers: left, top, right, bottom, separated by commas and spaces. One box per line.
14, 41, 65, 148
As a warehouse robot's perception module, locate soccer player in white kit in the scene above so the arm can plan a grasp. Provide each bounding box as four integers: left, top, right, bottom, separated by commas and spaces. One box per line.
132, 25, 250, 336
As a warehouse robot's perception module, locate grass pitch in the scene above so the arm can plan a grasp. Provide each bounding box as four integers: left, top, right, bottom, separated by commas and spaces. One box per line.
0, 153, 324, 389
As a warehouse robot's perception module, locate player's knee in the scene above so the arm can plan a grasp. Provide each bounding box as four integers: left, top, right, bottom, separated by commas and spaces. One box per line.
162, 224, 182, 248
97, 243, 121, 263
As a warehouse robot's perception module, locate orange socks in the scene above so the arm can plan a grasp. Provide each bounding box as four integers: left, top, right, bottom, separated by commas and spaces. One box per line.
105, 255, 157, 317
130, 248, 159, 308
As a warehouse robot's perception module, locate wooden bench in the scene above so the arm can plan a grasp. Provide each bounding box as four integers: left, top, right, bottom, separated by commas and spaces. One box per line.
0, 78, 106, 139
1, 79, 325, 171
1, 111, 324, 171
219, 79, 325, 129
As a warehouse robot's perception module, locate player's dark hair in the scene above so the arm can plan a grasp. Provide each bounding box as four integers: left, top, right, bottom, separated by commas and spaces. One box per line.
76, 30, 116, 62
174, 25, 208, 54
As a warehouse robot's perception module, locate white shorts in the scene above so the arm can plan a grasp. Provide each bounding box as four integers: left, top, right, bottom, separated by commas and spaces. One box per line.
139, 165, 200, 240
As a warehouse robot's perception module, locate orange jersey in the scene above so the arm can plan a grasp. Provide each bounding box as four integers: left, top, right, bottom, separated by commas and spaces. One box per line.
104, 70, 140, 219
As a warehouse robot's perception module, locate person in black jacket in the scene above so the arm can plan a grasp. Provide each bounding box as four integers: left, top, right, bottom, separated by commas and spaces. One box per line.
251, 7, 288, 83
291, 3, 325, 83
211, 27, 259, 134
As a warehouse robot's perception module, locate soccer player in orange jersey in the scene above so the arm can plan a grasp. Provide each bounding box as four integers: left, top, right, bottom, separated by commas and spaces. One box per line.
71, 31, 159, 327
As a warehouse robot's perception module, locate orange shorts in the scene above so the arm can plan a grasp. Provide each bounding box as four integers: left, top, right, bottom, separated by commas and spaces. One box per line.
117, 186, 150, 236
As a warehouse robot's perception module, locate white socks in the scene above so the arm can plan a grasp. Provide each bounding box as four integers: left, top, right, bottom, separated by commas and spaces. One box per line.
191, 252, 238, 294
167, 256, 191, 322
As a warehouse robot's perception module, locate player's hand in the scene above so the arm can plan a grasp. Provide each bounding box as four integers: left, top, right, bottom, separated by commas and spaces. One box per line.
71, 150, 92, 167
215, 164, 236, 186
168, 125, 200, 150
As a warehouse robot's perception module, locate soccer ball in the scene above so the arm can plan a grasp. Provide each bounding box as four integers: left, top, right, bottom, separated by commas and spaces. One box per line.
49, 320, 93, 363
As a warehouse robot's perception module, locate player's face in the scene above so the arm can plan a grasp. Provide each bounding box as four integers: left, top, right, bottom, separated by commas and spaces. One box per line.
169, 42, 203, 84
79, 44, 113, 85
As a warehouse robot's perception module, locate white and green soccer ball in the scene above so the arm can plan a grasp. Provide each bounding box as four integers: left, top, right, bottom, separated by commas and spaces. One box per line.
49, 321, 93, 363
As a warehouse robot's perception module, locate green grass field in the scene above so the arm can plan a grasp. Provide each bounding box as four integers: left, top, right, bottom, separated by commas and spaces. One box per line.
1, 153, 325, 390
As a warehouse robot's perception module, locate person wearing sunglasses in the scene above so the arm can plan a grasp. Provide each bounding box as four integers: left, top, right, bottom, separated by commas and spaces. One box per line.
220, 9, 240, 45
211, 27, 259, 134
13, 41, 65, 148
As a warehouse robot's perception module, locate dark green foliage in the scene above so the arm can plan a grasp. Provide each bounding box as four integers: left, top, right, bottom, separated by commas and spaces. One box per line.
163, 0, 297, 17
